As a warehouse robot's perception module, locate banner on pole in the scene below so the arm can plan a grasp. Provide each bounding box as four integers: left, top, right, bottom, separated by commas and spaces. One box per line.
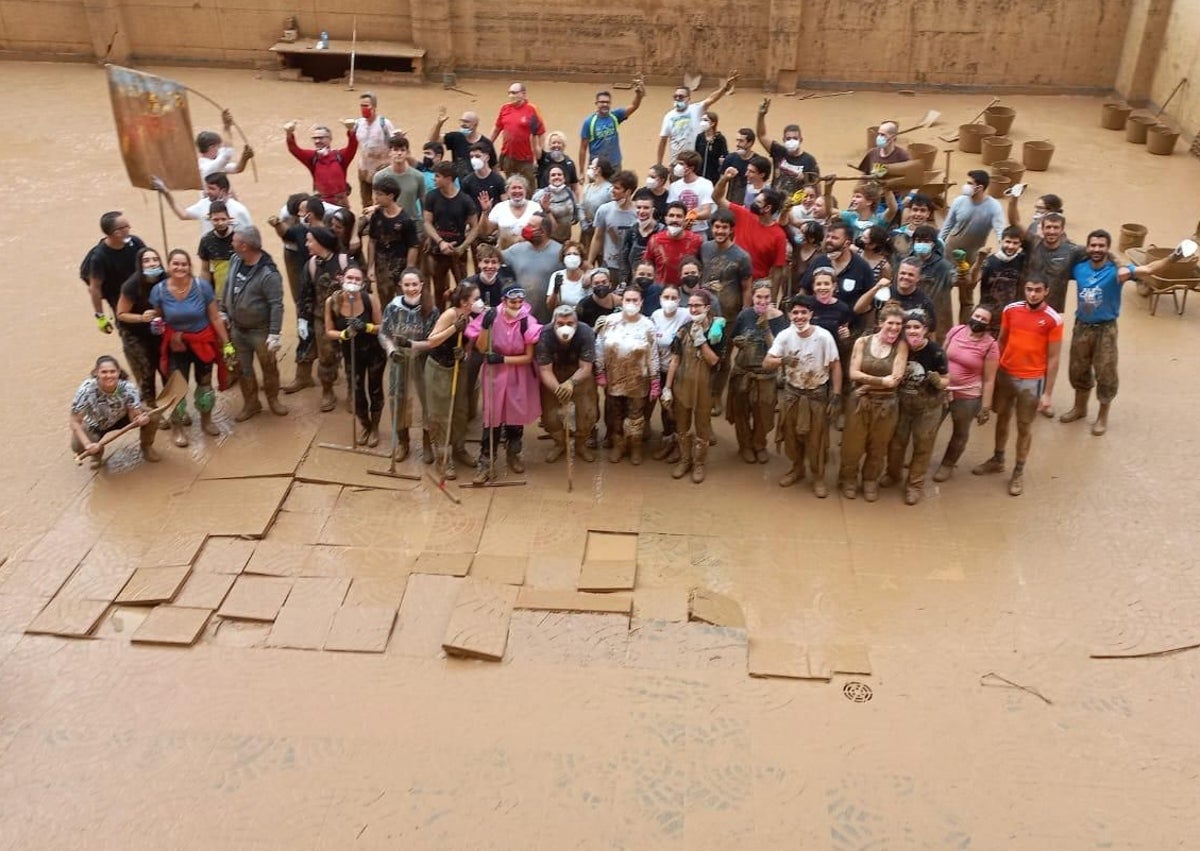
106, 65, 202, 191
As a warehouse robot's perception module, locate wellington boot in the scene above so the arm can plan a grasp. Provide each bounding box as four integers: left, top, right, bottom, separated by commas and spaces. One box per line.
393, 434, 410, 462
739, 446, 757, 464
319, 384, 337, 412
932, 464, 954, 483
453, 445, 475, 467
366, 426, 380, 448
1059, 389, 1091, 424
862, 481, 879, 502
442, 457, 457, 481
691, 436, 708, 484
903, 487, 922, 506
671, 438, 693, 479
235, 377, 263, 422
1091, 403, 1110, 436
972, 455, 1005, 476
574, 436, 595, 462
282, 361, 315, 394
355, 422, 370, 446
507, 442, 525, 475
812, 479, 829, 499
665, 441, 682, 464
140, 443, 161, 463
608, 436, 626, 464
629, 437, 644, 466
267, 395, 289, 416
171, 421, 189, 448
179, 410, 193, 427
651, 436, 675, 461
545, 439, 565, 463
421, 430, 435, 464
779, 466, 803, 488
200, 412, 220, 437
473, 458, 493, 485
139, 426, 160, 463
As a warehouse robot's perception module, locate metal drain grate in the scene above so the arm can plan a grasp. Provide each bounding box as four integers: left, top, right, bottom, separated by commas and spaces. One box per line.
843, 681, 873, 702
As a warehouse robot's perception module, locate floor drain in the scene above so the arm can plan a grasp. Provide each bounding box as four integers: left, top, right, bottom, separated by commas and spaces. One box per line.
843, 681, 873, 702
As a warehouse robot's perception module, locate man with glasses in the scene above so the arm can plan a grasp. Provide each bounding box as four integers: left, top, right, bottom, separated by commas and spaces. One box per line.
578, 82, 644, 173
657, 71, 739, 167
492, 83, 545, 190
284, 119, 359, 207
86, 211, 145, 332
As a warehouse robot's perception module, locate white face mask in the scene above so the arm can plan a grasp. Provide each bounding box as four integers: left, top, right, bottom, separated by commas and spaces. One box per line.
586, 167, 597, 179
961, 183, 976, 196
997, 247, 1022, 262
784, 138, 801, 153
875, 134, 888, 148
556, 324, 576, 342
699, 120, 712, 132
660, 297, 679, 315
645, 176, 660, 189
460, 124, 473, 134
622, 302, 641, 316
667, 224, 683, 237
342, 282, 363, 293
550, 150, 564, 161
510, 196, 526, 207
470, 156, 486, 172
672, 163, 685, 178
563, 254, 582, 270
471, 298, 485, 313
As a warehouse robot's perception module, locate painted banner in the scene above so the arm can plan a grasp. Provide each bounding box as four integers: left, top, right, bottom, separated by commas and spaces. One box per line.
106, 65, 202, 191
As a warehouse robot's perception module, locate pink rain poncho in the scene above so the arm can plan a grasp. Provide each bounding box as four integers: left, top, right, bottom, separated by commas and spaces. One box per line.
466, 302, 543, 428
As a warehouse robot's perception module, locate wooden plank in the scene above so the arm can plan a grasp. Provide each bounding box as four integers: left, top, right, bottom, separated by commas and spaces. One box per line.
469, 554, 527, 585
114, 565, 191, 606
441, 578, 518, 662
131, 606, 212, 646
25, 597, 109, 638
270, 39, 426, 59
515, 588, 633, 615
217, 576, 293, 621
689, 587, 746, 628
324, 605, 397, 653
192, 537, 256, 575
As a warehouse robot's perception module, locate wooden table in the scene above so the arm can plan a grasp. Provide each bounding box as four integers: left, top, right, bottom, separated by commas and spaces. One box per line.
270, 39, 425, 79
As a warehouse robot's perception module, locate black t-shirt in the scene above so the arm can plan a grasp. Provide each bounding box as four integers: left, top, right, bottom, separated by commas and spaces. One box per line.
443, 132, 497, 178
198, 229, 235, 265
721, 153, 751, 206
899, 339, 949, 401
461, 171, 507, 208
465, 269, 516, 309
536, 154, 579, 189
576, 296, 617, 329
731, 307, 788, 372
980, 253, 1027, 331
89, 236, 146, 308
423, 189, 477, 244
810, 298, 854, 341
891, 288, 939, 332
367, 208, 420, 261
767, 143, 819, 195
695, 132, 728, 183
118, 273, 161, 340
535, 322, 596, 369
800, 252, 876, 331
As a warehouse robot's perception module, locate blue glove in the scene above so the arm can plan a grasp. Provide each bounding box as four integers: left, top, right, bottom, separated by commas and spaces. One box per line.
707, 316, 726, 344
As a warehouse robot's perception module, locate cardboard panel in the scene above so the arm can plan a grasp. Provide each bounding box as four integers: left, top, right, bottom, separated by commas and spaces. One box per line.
217, 576, 293, 621
163, 477, 291, 537
689, 588, 746, 629
515, 588, 633, 615
192, 537, 256, 575
324, 605, 397, 653
632, 587, 690, 622
441, 578, 519, 662
343, 577, 409, 609
25, 597, 109, 638
468, 554, 527, 585
578, 531, 638, 591
412, 552, 473, 577
172, 573, 237, 610
114, 565, 191, 605
243, 541, 312, 578
131, 606, 212, 646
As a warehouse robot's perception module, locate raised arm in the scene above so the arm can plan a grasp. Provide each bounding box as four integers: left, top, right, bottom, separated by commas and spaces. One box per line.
700, 70, 739, 110
755, 97, 775, 153
430, 106, 448, 145
713, 167, 734, 209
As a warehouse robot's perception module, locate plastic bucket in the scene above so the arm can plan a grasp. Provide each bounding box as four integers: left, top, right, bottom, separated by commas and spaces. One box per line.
1126, 114, 1155, 143
908, 142, 937, 170
983, 105, 1016, 135
987, 175, 1011, 199
959, 123, 996, 154
1022, 140, 1054, 171
1118, 223, 1148, 252
1146, 124, 1180, 156
981, 135, 1012, 165
990, 159, 1025, 183
1101, 102, 1132, 130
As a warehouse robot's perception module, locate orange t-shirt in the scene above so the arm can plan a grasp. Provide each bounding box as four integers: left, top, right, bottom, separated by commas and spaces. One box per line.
999, 302, 1063, 379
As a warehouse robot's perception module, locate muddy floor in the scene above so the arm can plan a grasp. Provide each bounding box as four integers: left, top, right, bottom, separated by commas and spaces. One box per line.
1, 62, 1200, 848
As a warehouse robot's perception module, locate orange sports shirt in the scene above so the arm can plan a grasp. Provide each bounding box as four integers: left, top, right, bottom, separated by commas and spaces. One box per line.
999, 301, 1063, 378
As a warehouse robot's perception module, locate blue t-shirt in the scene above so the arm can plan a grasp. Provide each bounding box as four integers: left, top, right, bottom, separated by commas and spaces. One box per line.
1072, 259, 1131, 323
150, 278, 215, 332
580, 109, 629, 166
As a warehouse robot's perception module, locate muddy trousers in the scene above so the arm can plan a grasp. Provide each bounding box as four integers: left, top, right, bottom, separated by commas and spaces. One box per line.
779, 385, 830, 477
940, 396, 982, 468
388, 354, 429, 430
230, 326, 282, 400
728, 372, 777, 453
479, 425, 523, 459
886, 398, 945, 489
344, 344, 385, 429
120, 332, 161, 405
672, 400, 713, 443
71, 419, 156, 455
1068, 320, 1118, 403
838, 393, 899, 488
606, 394, 647, 439
542, 375, 599, 442
313, 316, 342, 389
425, 252, 467, 306
993, 370, 1042, 463
424, 357, 470, 456
642, 380, 677, 441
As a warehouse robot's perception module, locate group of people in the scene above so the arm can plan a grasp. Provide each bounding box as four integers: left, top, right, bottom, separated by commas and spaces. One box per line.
74, 80, 1186, 500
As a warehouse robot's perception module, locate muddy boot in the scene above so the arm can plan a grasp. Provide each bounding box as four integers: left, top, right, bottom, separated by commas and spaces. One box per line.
200, 413, 219, 437
779, 465, 803, 488
234, 376, 263, 422
545, 435, 566, 463
972, 454, 1005, 476
629, 436, 644, 466
933, 464, 954, 482
575, 435, 595, 462
1059, 389, 1090, 424
608, 435, 626, 464
812, 478, 829, 499
506, 439, 525, 475
904, 486, 922, 506
171, 420, 189, 448
319, 383, 337, 412
473, 456, 494, 485
652, 435, 675, 461
393, 431, 410, 462
862, 480, 879, 502
878, 473, 898, 488
665, 439, 682, 464
739, 446, 756, 464
442, 456, 457, 481
282, 361, 315, 394
671, 436, 693, 479
267, 395, 289, 416
453, 444, 474, 467
421, 430, 435, 464
691, 436, 708, 484
366, 414, 381, 448
1091, 403, 1110, 436
139, 426, 160, 463
1008, 465, 1025, 496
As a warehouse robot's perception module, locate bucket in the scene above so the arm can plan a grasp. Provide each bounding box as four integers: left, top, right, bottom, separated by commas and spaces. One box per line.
908, 142, 937, 170
1147, 124, 1180, 156
983, 105, 1016, 135
1022, 140, 1054, 171
959, 123, 996, 154
867, 125, 879, 150
990, 159, 1025, 183
1126, 114, 1155, 143
1101, 102, 1132, 130
1118, 223, 1148, 252
980, 135, 1012, 165
987, 175, 1011, 199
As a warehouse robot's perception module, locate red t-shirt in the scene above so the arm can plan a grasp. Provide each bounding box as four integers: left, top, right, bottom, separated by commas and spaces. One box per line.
646, 230, 704, 286
287, 132, 358, 201
999, 301, 1063, 379
493, 102, 545, 162
729, 203, 788, 280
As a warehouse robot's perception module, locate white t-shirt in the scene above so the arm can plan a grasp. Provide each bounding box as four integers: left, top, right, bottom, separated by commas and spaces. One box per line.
667, 176, 715, 232
186, 197, 253, 235
767, 324, 839, 390
660, 104, 705, 161
651, 307, 689, 364
197, 147, 237, 178
549, 270, 587, 308
354, 116, 397, 176
488, 200, 537, 239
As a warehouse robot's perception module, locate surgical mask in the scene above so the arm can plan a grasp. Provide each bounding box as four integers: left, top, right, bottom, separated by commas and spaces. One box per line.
593, 285, 612, 298
511, 197, 527, 208
459, 124, 473, 134
680, 274, 699, 287
913, 242, 933, 256
520, 224, 537, 241
144, 266, 164, 278
342, 282, 363, 293
784, 138, 801, 153
402, 295, 421, 307
556, 324, 576, 342
645, 177, 660, 189
875, 134, 888, 148
471, 298, 485, 313
699, 119, 711, 132
550, 150, 564, 161
660, 297, 679, 314
634, 276, 653, 289
563, 254, 582, 270
753, 302, 769, 315
997, 247, 1022, 262
1032, 211, 1045, 221
672, 163, 685, 178
673, 99, 687, 111
622, 302, 641, 316
968, 319, 988, 333
360, 106, 372, 119
470, 156, 486, 172
667, 224, 683, 237
961, 183, 975, 196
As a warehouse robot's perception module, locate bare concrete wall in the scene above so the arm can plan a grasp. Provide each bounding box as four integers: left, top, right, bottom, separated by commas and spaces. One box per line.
1144, 0, 1200, 138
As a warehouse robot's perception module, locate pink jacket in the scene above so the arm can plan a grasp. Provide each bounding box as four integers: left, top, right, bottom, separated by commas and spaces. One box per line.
466, 303, 543, 427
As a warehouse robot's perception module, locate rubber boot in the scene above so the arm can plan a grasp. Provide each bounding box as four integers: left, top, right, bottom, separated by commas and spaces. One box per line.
608, 435, 626, 464
904, 486, 922, 506
691, 435, 708, 483
665, 439, 682, 464
453, 444, 474, 467
267, 395, 289, 416
171, 420, 189, 447
201, 411, 220, 437
235, 376, 263, 422
629, 436, 644, 466
1091, 402, 1110, 436
652, 435, 675, 461
932, 464, 954, 482
421, 430, 434, 464
507, 439, 525, 475
282, 360, 315, 394
473, 456, 493, 485
779, 465, 803, 488
140, 426, 160, 462
319, 382, 337, 412
575, 435, 595, 462
545, 434, 566, 463
1059, 389, 1090, 424
394, 432, 410, 462
366, 413, 381, 448
671, 435, 693, 479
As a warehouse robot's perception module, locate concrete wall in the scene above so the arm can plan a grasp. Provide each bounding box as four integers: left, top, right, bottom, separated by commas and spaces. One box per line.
1144, 0, 1200, 138
0, 0, 92, 57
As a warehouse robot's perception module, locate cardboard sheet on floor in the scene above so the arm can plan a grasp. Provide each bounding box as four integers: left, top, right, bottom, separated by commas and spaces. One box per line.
25, 597, 109, 638
172, 572, 237, 610
192, 537, 256, 575
243, 541, 312, 577
577, 531, 638, 591
138, 531, 207, 567
343, 576, 408, 609
56, 563, 136, 602
442, 578, 519, 661
390, 573, 462, 657
747, 636, 832, 681
264, 510, 326, 545
0, 559, 85, 598
162, 477, 292, 537
515, 588, 633, 615
198, 418, 317, 480
689, 587, 746, 628
217, 575, 293, 621
131, 605, 212, 646
632, 587, 690, 622
470, 554, 527, 585
280, 481, 342, 514
324, 605, 396, 653
413, 552, 474, 577
827, 643, 873, 676
305, 546, 411, 579
114, 565, 191, 605
295, 444, 420, 492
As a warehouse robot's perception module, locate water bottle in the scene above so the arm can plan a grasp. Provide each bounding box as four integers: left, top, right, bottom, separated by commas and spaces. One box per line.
317, 30, 329, 49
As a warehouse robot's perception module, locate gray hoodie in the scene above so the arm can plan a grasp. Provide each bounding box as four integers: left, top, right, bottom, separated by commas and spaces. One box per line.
223, 251, 284, 335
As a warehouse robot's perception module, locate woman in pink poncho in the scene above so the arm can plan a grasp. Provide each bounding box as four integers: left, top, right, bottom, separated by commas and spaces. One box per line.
465, 283, 543, 483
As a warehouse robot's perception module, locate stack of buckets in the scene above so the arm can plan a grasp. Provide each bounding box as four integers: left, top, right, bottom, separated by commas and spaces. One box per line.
1100, 101, 1180, 155
953, 103, 1052, 194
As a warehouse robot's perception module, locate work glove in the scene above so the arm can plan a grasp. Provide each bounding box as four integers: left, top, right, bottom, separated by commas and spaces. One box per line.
266, 334, 282, 352
708, 317, 726, 344
690, 323, 707, 347
95, 313, 114, 334
554, 380, 574, 403
297, 318, 310, 340
365, 323, 377, 334
661, 387, 673, 405
348, 316, 366, 333
396, 337, 413, 348
649, 377, 662, 400
826, 393, 842, 418
222, 342, 236, 359
486, 352, 505, 365
340, 327, 357, 341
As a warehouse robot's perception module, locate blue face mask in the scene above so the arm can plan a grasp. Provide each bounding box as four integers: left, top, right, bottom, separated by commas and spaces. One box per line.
144, 266, 164, 278
912, 242, 933, 256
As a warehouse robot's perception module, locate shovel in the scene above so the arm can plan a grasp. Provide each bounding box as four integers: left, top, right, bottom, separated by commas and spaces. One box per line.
73, 371, 187, 465
897, 109, 940, 135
